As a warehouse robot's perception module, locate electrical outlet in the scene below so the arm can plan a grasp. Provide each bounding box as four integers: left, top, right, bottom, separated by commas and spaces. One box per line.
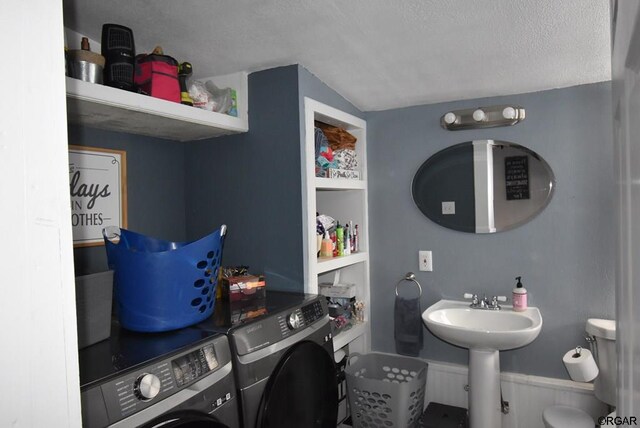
419, 250, 433, 271
442, 201, 456, 215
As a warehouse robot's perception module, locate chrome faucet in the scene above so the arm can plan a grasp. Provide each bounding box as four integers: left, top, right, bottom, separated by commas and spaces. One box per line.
464, 293, 507, 310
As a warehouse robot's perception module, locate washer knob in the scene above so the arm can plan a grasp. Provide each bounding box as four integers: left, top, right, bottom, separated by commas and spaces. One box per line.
134, 373, 161, 401
287, 311, 302, 330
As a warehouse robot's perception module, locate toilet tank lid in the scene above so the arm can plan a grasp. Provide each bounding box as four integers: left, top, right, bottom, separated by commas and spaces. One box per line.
586, 318, 615, 339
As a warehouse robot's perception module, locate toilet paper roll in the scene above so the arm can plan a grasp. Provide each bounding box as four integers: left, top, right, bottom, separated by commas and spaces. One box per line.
563, 347, 599, 382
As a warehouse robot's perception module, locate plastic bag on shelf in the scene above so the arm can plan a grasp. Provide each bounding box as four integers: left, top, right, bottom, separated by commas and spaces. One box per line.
205, 81, 234, 115
188, 80, 217, 111
317, 214, 336, 233
188, 80, 237, 116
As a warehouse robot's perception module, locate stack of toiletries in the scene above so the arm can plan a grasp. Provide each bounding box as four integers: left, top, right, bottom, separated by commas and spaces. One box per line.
317, 214, 359, 258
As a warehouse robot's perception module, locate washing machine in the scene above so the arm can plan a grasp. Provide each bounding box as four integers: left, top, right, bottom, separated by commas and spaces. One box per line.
196, 290, 338, 428
79, 321, 240, 428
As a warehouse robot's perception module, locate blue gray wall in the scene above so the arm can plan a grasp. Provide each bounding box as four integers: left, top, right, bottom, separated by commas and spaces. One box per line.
184, 66, 304, 291
183, 65, 362, 291
68, 126, 186, 275
298, 66, 363, 119
366, 82, 615, 379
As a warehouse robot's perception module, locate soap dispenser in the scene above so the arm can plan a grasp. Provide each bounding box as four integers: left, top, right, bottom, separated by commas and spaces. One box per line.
512, 276, 528, 312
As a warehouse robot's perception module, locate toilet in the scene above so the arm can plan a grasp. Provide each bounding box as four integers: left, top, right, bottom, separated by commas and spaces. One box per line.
543, 318, 616, 428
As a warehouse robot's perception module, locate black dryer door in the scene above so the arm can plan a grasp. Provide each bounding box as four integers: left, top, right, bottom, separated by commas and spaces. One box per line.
139, 410, 230, 428
257, 340, 338, 428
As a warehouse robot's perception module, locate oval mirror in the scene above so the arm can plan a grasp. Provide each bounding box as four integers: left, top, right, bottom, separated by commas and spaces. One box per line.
412, 140, 555, 233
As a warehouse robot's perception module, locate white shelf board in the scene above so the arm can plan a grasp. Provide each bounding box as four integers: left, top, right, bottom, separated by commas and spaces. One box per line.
65, 77, 248, 142
333, 321, 368, 351
317, 252, 368, 274
315, 177, 366, 190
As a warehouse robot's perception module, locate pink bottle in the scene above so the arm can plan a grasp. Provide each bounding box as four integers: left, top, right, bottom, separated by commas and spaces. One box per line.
512, 276, 528, 312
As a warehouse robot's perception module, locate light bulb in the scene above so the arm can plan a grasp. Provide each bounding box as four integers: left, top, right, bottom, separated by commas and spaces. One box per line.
472, 109, 486, 122
443, 112, 457, 125
502, 107, 517, 120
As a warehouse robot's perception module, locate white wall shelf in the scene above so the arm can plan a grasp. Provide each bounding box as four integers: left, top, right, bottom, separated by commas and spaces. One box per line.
302, 97, 370, 354
315, 177, 366, 190
317, 252, 368, 274
65, 74, 248, 142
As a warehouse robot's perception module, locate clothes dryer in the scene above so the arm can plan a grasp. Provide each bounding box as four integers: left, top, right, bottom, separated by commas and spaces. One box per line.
197, 290, 338, 428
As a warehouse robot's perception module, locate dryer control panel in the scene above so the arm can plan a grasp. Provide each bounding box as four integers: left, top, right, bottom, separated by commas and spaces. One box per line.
233, 297, 328, 356
283, 300, 324, 331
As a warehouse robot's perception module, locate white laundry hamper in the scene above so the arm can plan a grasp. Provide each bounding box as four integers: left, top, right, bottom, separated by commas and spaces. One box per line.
345, 352, 428, 428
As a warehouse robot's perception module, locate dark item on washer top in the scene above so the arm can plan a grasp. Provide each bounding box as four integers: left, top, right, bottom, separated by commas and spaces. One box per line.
103, 225, 226, 333
75, 270, 113, 349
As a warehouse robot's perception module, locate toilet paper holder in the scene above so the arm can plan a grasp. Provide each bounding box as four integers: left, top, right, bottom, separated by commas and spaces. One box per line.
563, 344, 599, 383
584, 334, 598, 361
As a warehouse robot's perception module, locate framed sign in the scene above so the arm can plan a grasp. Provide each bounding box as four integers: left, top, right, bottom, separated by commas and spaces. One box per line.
505, 155, 530, 200
69, 146, 127, 247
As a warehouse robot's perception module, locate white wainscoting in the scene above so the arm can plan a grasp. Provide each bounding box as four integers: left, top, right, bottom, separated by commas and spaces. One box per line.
425, 360, 608, 428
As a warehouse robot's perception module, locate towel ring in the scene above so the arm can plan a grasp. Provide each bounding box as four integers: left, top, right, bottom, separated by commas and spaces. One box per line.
395, 272, 422, 297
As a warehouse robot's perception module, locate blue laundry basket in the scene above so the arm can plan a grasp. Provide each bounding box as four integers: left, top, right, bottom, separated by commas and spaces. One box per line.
103, 225, 226, 332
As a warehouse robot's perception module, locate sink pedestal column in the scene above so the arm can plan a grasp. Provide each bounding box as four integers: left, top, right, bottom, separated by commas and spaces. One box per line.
469, 349, 502, 428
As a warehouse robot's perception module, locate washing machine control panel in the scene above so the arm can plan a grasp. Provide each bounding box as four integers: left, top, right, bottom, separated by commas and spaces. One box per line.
283, 300, 326, 331
81, 335, 233, 428
286, 310, 303, 330
302, 300, 325, 322
134, 373, 161, 401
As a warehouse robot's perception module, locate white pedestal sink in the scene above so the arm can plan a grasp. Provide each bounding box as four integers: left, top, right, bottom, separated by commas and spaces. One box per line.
422, 299, 542, 428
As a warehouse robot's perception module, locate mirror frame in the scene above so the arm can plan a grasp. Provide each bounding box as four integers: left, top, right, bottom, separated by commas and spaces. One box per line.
411, 140, 555, 233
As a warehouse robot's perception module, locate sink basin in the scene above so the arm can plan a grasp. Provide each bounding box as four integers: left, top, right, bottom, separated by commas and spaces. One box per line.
422, 299, 542, 350
423, 299, 542, 427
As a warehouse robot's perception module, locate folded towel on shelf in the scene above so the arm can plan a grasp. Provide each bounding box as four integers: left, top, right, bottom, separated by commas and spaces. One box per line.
394, 295, 423, 357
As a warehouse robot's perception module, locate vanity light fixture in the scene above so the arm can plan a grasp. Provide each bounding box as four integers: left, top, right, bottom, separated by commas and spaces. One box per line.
472, 109, 487, 122
443, 112, 458, 125
440, 105, 525, 130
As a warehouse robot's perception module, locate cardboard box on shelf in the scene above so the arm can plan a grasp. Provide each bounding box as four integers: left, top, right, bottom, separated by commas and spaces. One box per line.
319, 282, 357, 299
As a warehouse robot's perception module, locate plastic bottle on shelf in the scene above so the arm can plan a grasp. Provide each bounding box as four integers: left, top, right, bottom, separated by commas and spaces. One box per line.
336, 222, 344, 256
320, 231, 332, 257
344, 223, 351, 255
331, 230, 338, 257
353, 224, 359, 253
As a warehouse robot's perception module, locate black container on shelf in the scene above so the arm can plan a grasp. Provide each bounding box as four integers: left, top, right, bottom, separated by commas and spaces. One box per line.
101, 23, 135, 91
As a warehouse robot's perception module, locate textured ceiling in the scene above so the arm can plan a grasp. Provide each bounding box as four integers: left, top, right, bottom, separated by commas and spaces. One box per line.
63, 0, 611, 111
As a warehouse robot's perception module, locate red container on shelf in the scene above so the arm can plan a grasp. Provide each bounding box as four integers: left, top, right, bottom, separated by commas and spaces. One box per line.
134, 53, 180, 103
